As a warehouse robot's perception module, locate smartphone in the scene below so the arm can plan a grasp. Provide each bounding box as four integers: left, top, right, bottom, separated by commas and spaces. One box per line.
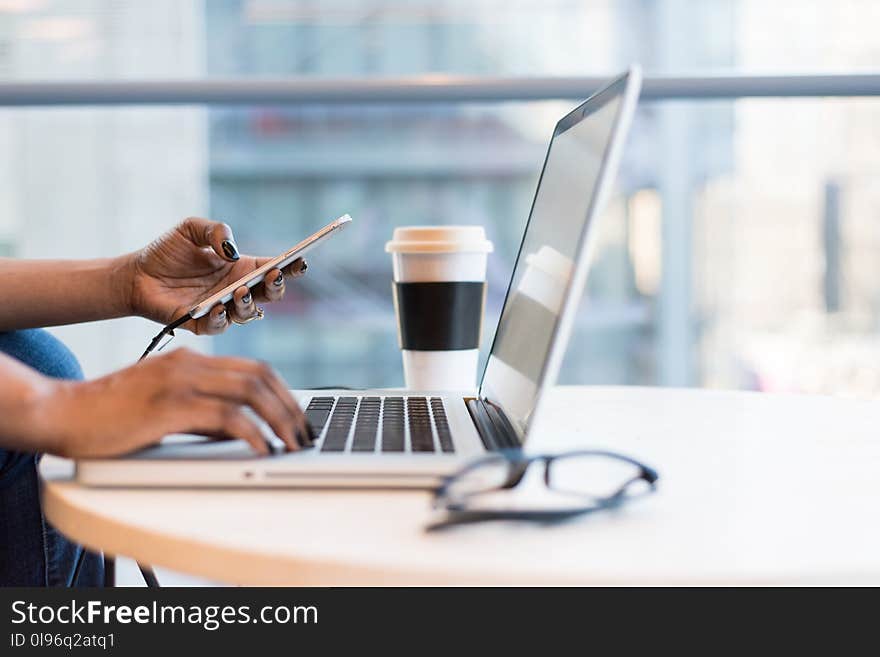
187, 214, 352, 320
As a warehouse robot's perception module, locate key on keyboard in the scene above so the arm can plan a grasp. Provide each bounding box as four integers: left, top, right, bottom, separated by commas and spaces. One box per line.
430, 397, 454, 453
407, 397, 435, 452
305, 397, 334, 435
351, 397, 380, 451
321, 397, 357, 452
382, 397, 405, 452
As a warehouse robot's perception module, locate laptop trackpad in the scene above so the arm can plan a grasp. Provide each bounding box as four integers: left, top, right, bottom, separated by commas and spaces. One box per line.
128, 435, 281, 461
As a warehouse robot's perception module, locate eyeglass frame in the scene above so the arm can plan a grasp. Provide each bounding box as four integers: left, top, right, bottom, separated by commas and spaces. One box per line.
429, 449, 659, 528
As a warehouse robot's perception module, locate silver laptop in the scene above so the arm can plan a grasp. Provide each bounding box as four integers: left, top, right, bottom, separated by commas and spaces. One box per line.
76, 68, 642, 489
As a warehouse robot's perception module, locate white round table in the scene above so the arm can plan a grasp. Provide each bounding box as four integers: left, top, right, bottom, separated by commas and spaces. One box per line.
41, 386, 880, 585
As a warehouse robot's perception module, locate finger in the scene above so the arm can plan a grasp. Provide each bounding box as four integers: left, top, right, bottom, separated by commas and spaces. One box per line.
177, 397, 270, 456
231, 285, 258, 322
191, 367, 300, 452
249, 257, 307, 301
253, 260, 304, 303
219, 406, 273, 456
195, 304, 229, 336
283, 258, 308, 279
261, 268, 285, 303
198, 356, 311, 446
178, 216, 240, 262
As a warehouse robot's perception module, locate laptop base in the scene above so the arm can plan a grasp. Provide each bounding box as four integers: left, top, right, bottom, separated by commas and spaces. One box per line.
75, 389, 485, 489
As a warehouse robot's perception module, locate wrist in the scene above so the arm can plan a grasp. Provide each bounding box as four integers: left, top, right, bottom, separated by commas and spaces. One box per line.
110, 252, 140, 318
18, 376, 70, 456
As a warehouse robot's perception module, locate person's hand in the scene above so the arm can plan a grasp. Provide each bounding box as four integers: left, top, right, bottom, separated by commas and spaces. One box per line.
124, 217, 308, 334
25, 348, 313, 458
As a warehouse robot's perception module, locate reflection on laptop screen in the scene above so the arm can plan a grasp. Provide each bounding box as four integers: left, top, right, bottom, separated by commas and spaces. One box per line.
479, 87, 625, 437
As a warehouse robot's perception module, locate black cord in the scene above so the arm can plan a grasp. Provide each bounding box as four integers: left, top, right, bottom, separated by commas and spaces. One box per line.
138, 313, 192, 362
67, 314, 192, 588
78, 315, 193, 588
130, 316, 194, 586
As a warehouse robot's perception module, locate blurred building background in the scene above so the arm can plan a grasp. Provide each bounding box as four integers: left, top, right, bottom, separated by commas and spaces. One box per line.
1, 0, 879, 399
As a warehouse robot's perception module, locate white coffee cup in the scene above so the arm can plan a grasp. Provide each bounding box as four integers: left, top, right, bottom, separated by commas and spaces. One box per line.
386, 226, 493, 391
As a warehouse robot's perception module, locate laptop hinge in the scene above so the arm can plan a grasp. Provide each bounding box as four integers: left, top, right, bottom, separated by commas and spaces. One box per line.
465, 398, 521, 452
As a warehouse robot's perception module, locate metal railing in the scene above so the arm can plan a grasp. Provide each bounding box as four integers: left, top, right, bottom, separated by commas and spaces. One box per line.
0, 73, 879, 106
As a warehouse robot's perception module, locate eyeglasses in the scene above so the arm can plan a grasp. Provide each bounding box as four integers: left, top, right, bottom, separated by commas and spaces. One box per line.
429, 449, 659, 530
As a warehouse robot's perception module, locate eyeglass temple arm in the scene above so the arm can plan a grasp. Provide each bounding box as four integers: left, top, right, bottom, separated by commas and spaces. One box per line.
544, 450, 659, 482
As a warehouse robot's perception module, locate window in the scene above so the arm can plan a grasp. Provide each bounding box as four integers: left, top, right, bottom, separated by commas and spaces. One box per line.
1, 0, 879, 398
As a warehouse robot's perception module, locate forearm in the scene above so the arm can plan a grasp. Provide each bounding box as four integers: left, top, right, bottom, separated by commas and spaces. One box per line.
0, 353, 61, 455
0, 255, 135, 330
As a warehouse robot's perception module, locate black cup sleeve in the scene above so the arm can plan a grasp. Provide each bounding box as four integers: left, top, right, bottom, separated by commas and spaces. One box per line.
393, 281, 486, 351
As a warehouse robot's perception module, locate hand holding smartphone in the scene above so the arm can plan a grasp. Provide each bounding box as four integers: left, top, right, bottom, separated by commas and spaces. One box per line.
188, 213, 352, 319
139, 214, 352, 360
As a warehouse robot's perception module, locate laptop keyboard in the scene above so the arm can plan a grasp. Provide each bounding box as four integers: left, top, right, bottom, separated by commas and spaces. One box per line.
305, 396, 454, 454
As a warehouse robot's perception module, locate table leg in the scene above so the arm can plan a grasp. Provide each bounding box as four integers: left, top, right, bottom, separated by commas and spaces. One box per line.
103, 555, 115, 587
138, 564, 160, 587
100, 556, 159, 587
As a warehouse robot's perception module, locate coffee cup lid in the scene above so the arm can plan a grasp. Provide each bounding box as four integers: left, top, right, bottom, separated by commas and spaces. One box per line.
385, 225, 494, 254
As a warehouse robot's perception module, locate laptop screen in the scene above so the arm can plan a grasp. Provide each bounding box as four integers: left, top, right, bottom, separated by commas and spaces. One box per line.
478, 75, 632, 440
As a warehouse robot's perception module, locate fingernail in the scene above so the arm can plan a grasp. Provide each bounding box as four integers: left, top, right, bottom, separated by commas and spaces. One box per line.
241, 292, 252, 305
221, 240, 240, 261
215, 308, 227, 323
300, 261, 308, 272
273, 272, 284, 286
295, 428, 308, 448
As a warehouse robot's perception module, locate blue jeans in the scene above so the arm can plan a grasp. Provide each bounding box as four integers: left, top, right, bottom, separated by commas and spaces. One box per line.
0, 329, 104, 586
